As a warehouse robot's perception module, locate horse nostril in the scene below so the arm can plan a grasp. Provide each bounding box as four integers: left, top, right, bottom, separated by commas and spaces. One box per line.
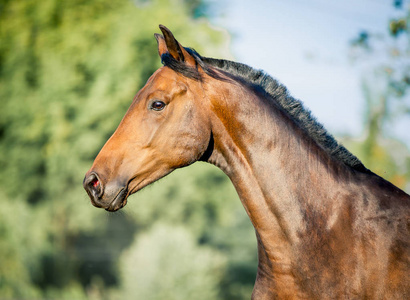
84, 173, 103, 198
91, 177, 99, 188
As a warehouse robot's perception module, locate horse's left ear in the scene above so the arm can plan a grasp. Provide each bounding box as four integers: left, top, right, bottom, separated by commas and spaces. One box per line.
154, 33, 168, 57
156, 25, 196, 66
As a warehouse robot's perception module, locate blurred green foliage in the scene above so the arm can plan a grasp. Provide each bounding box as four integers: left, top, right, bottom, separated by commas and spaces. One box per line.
0, 0, 256, 298
348, 4, 410, 192
345, 1, 410, 193
117, 223, 226, 300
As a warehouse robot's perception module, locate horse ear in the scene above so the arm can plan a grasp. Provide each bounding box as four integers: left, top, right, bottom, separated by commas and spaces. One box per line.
158, 25, 196, 66
154, 33, 168, 57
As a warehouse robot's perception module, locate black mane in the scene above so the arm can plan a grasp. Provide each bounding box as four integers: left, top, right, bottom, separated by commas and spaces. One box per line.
161, 49, 368, 173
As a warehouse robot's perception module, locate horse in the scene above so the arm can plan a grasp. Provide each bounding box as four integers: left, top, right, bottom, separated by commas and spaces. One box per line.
84, 25, 410, 299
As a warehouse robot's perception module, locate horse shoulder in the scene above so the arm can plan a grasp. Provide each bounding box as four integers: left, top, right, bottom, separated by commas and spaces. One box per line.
352, 171, 410, 297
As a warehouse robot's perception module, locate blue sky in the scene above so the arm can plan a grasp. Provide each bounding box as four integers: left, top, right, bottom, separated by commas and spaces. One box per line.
208, 0, 410, 146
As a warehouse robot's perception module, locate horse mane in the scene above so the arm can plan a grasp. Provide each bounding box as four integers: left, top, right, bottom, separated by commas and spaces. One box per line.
161, 49, 369, 173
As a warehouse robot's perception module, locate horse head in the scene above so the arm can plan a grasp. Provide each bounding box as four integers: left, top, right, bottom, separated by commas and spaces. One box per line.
83, 26, 212, 211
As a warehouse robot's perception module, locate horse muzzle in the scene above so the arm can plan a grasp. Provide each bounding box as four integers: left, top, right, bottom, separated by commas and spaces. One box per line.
83, 172, 128, 212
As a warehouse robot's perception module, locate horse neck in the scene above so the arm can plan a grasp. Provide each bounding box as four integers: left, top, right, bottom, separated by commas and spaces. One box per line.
205, 78, 356, 259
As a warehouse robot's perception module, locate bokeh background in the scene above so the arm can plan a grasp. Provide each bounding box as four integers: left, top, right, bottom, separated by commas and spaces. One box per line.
0, 0, 409, 299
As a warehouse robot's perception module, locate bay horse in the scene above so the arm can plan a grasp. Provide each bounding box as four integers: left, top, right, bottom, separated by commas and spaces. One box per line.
84, 25, 410, 299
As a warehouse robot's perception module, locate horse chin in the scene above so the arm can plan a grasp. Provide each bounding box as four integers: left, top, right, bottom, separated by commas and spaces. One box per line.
105, 187, 128, 212
104, 168, 172, 212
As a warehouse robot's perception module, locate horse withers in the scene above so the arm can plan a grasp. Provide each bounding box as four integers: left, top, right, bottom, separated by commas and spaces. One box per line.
84, 25, 410, 299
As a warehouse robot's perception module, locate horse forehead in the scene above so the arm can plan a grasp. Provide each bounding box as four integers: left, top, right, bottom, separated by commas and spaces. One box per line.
149, 67, 185, 90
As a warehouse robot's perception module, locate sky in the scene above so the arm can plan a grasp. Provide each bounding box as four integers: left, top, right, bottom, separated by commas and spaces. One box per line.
207, 0, 410, 147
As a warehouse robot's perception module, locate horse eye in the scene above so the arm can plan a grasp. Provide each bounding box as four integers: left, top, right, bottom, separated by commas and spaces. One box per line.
151, 100, 166, 111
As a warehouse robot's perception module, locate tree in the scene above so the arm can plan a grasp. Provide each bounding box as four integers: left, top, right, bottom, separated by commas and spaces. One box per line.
0, 0, 237, 298
117, 224, 226, 300
348, 1, 410, 191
